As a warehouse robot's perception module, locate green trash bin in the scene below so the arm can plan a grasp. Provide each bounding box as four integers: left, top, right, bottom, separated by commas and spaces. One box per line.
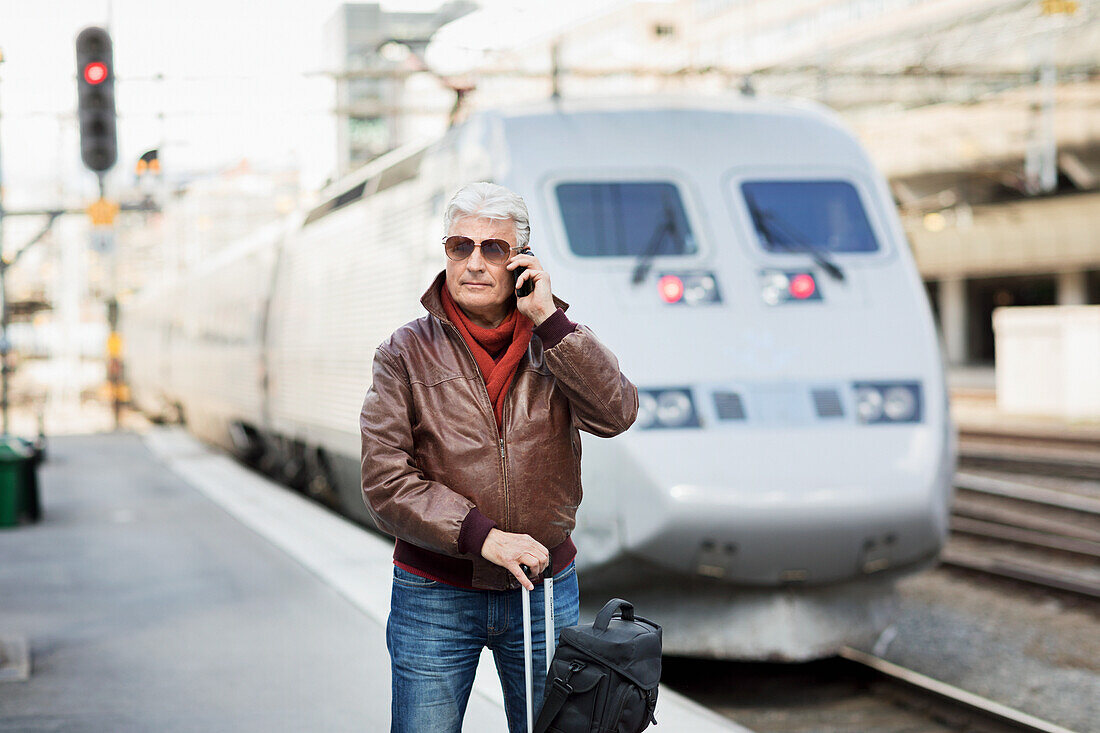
0, 439, 34, 528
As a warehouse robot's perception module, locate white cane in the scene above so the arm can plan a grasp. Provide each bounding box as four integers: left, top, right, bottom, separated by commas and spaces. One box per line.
522, 559, 555, 733
521, 565, 534, 733
543, 561, 554, 675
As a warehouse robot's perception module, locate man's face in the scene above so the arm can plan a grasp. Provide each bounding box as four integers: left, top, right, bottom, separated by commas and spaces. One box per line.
444, 216, 518, 326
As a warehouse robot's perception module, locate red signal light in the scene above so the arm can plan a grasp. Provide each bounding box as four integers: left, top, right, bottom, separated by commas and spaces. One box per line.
789, 273, 816, 299
84, 62, 108, 85
658, 275, 685, 303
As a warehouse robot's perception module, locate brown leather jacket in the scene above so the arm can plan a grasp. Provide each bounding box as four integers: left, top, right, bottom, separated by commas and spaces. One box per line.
360, 271, 639, 590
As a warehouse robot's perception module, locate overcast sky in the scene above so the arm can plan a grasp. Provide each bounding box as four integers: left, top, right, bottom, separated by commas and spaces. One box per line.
0, 0, 457, 209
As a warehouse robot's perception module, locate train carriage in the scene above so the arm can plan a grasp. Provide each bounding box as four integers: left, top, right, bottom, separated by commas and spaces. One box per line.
123, 95, 956, 660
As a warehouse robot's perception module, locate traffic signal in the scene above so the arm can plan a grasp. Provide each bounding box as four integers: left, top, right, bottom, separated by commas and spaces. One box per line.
75, 26, 117, 173
135, 149, 159, 176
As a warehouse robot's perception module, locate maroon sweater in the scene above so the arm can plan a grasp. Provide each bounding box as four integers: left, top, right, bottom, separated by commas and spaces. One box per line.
394, 307, 578, 589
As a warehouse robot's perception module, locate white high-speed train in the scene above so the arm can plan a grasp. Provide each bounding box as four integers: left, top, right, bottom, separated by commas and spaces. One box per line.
123, 96, 956, 660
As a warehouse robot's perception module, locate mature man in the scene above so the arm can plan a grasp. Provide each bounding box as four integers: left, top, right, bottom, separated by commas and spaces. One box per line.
360, 181, 638, 732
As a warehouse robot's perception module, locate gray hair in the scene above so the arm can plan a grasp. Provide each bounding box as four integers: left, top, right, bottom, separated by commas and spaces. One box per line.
443, 182, 531, 249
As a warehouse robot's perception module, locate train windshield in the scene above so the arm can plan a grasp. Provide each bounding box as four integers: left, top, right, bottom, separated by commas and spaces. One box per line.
555, 182, 697, 257
741, 180, 879, 253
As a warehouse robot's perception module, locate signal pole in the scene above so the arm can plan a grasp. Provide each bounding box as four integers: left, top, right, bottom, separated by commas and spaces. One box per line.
1026, 0, 1078, 195
75, 26, 121, 428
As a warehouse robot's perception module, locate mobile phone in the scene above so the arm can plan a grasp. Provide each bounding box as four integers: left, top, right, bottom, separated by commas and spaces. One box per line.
514, 247, 535, 297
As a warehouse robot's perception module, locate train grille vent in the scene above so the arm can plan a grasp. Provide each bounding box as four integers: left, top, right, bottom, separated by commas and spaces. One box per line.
713, 392, 746, 421
813, 389, 844, 418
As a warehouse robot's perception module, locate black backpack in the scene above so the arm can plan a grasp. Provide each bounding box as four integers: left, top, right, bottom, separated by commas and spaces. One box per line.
534, 599, 661, 733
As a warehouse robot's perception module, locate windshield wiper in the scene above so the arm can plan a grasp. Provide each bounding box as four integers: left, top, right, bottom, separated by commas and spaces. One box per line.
631, 196, 678, 286
743, 192, 845, 282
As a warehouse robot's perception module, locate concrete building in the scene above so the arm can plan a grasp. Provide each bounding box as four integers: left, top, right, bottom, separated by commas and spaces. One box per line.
324, 2, 475, 177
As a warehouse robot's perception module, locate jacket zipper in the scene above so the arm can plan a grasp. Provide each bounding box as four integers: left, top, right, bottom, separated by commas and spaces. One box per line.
500, 390, 510, 530
443, 321, 514, 536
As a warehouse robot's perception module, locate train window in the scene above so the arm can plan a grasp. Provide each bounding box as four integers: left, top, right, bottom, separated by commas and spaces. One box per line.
304, 180, 368, 226
741, 180, 879, 253
555, 182, 697, 257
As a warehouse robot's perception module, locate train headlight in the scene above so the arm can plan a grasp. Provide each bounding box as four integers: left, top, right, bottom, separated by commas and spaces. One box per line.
855, 387, 884, 422
635, 388, 700, 429
760, 270, 822, 304
761, 271, 789, 306
658, 275, 685, 303
658, 271, 723, 305
853, 382, 923, 424
656, 391, 692, 426
883, 386, 918, 421
789, 273, 816, 299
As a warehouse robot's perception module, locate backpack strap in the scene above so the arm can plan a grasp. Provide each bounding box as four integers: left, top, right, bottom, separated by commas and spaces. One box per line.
534, 661, 586, 733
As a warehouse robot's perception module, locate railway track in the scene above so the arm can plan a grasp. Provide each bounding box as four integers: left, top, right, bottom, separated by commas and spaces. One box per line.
838, 648, 1077, 733
957, 429, 1100, 481
663, 648, 1076, 732
945, 428, 1100, 600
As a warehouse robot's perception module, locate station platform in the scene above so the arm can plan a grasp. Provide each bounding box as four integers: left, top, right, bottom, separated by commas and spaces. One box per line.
948, 365, 1100, 441
0, 426, 747, 733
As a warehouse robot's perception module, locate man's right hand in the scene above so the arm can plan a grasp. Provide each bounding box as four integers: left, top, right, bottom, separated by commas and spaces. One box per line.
481, 528, 550, 591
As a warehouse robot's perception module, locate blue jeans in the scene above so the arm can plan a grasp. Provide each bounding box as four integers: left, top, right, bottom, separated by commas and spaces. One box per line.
387, 562, 580, 733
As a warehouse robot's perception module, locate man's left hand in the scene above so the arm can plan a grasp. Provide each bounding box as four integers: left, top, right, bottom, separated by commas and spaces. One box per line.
507, 250, 556, 327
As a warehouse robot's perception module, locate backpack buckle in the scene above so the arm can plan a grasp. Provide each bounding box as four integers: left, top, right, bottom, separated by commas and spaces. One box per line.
551, 660, 586, 697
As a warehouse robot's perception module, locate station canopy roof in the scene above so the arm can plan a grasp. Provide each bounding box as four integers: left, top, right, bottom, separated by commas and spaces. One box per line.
424, 0, 1100, 184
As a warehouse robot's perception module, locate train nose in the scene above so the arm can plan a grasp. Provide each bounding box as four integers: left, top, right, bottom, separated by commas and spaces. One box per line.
616, 428, 952, 585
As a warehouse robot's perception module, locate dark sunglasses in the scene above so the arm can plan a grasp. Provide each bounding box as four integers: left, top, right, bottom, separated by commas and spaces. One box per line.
443, 235, 521, 265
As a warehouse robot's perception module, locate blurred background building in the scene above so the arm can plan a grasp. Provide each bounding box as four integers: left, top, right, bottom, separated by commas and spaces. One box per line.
113, 161, 301, 292
325, 1, 476, 176
0, 0, 1098, 434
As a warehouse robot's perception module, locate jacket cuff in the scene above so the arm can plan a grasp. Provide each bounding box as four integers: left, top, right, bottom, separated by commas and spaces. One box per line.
458, 507, 497, 556
532, 308, 577, 350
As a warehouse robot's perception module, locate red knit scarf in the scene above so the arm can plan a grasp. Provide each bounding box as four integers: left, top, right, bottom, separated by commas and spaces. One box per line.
440, 283, 533, 432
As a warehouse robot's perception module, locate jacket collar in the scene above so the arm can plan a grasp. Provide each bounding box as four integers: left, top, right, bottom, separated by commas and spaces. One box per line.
420, 270, 570, 326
